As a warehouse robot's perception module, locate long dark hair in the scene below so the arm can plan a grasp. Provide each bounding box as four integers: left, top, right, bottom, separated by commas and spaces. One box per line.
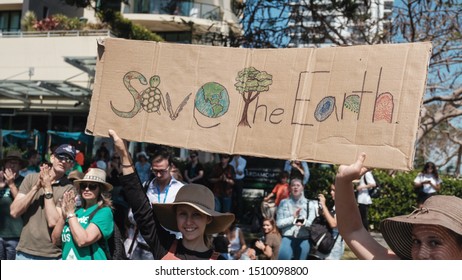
422, 162, 439, 180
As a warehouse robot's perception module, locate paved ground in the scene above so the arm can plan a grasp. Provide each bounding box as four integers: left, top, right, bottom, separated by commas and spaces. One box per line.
371, 231, 389, 248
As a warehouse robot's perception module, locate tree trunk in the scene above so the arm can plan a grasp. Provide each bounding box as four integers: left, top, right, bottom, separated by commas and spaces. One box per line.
456, 146, 462, 178
238, 100, 251, 127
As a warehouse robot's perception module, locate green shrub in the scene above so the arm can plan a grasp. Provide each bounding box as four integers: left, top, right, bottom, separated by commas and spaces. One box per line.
368, 170, 462, 230
53, 14, 85, 30
98, 10, 163, 42
305, 166, 462, 231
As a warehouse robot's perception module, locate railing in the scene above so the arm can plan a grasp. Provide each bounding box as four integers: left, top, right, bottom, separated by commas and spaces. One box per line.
0, 30, 114, 38
132, 0, 223, 21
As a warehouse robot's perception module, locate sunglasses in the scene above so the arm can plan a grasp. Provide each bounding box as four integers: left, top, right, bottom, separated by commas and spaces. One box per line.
56, 154, 74, 164
80, 183, 100, 191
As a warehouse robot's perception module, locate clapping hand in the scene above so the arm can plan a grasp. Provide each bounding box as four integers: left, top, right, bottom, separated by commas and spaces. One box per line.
4, 168, 16, 186
40, 164, 52, 187
255, 240, 265, 251
61, 190, 76, 218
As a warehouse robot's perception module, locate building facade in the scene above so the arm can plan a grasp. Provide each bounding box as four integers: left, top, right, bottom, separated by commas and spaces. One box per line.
0, 0, 241, 159
287, 0, 394, 47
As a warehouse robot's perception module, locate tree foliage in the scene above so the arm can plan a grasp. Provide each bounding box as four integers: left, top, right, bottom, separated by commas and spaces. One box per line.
234, 67, 273, 127
237, 0, 461, 175
61, 0, 163, 42
393, 1, 462, 175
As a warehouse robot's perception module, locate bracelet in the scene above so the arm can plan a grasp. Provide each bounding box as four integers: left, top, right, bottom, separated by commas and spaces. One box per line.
67, 213, 76, 219
121, 163, 133, 167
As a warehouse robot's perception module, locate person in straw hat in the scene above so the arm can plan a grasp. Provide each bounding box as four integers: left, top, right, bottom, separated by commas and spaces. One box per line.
109, 129, 235, 260
335, 153, 462, 260
51, 168, 114, 260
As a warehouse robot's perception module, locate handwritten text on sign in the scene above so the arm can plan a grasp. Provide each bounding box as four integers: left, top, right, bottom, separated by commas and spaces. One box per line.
86, 39, 431, 170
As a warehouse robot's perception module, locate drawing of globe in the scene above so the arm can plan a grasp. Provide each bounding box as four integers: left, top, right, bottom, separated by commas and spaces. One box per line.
194, 82, 229, 118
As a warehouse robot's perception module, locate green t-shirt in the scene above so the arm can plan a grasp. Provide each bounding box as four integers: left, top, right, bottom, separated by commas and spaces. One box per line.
61, 204, 114, 260
0, 176, 24, 238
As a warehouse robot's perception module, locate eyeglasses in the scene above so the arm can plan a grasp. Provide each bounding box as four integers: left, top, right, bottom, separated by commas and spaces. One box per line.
190, 155, 197, 158
81, 183, 99, 191
56, 154, 74, 164
112, 157, 120, 160
152, 167, 170, 175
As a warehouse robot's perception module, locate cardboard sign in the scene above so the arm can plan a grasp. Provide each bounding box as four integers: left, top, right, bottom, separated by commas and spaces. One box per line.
86, 38, 432, 170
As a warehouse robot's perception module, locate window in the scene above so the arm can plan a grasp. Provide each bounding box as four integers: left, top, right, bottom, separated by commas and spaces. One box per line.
158, 31, 192, 43
0, 11, 21, 32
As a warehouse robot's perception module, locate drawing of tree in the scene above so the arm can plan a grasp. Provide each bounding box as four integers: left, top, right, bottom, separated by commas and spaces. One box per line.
234, 67, 273, 127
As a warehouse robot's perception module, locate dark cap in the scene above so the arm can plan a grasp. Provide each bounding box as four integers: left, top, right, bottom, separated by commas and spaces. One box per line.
54, 144, 76, 160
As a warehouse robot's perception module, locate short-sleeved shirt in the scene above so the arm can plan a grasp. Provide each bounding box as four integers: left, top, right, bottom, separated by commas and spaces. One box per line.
264, 232, 281, 260
357, 171, 376, 205
61, 204, 114, 260
16, 173, 74, 258
271, 183, 289, 206
414, 173, 442, 194
184, 162, 205, 185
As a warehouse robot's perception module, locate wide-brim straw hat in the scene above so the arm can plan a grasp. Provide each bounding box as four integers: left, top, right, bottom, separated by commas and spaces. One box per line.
381, 195, 462, 259
68, 170, 84, 181
152, 184, 235, 234
74, 168, 113, 192
1, 150, 28, 168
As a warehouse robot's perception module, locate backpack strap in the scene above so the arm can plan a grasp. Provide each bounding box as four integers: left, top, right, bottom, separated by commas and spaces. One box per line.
127, 225, 139, 255
88, 206, 101, 221
88, 205, 112, 259
142, 175, 155, 193
161, 239, 180, 260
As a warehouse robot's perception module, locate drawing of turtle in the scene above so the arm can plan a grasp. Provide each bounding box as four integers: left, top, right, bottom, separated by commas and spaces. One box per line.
141, 75, 165, 114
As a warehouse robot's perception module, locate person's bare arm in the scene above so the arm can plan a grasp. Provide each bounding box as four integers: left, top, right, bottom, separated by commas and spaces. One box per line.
318, 194, 337, 229
109, 130, 135, 176
234, 228, 248, 259
255, 240, 273, 259
335, 153, 398, 260
431, 180, 442, 192
10, 176, 41, 218
264, 192, 275, 201
51, 216, 65, 246
61, 191, 102, 247
40, 165, 62, 228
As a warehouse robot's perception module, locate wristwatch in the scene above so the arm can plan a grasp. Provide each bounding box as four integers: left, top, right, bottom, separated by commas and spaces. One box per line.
44, 192, 53, 199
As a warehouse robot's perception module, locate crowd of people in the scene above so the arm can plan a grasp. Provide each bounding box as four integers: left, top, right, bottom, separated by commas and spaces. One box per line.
1, 133, 460, 260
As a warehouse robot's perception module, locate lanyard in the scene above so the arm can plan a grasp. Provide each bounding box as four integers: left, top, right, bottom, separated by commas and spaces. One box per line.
155, 181, 172, 204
